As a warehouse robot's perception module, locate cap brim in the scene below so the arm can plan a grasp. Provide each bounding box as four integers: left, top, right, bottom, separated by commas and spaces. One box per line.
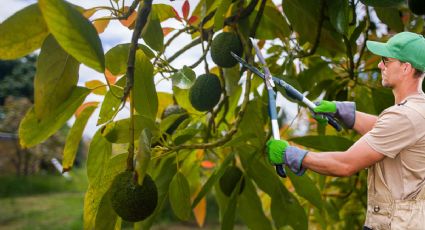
366, 41, 392, 57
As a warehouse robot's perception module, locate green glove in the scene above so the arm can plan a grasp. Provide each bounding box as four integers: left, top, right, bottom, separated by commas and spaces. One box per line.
313, 100, 337, 114
267, 139, 289, 165
266, 139, 308, 176
313, 100, 356, 129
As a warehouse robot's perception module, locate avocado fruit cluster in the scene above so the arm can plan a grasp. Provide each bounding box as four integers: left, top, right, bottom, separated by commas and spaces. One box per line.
408, 0, 425, 15
109, 171, 158, 222
219, 166, 245, 196
189, 73, 222, 112
211, 32, 243, 68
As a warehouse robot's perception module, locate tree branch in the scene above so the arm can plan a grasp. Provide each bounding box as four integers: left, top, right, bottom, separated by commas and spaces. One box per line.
167, 37, 202, 63
122, 0, 152, 171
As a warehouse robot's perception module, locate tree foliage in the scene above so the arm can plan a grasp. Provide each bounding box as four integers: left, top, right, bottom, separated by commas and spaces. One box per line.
1, 0, 424, 229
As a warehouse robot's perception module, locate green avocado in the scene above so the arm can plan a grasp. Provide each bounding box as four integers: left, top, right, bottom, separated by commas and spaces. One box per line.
408, 0, 425, 15
109, 171, 158, 222
219, 166, 245, 196
211, 32, 243, 68
189, 73, 222, 112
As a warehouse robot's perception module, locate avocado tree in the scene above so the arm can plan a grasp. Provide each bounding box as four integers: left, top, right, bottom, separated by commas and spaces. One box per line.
1, 0, 423, 229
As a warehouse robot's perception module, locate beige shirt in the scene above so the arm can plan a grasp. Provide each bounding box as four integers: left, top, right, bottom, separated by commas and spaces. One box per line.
363, 94, 425, 200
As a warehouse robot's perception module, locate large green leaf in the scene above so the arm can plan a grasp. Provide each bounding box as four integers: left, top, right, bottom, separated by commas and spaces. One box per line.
283, 0, 344, 53
97, 77, 125, 125
240, 0, 290, 40
152, 4, 176, 22
94, 190, 118, 230
214, 0, 233, 31
239, 149, 307, 230
62, 103, 98, 172
221, 181, 239, 230
360, 0, 404, 7
134, 50, 158, 120
191, 152, 234, 208
136, 129, 152, 185
84, 151, 127, 229
288, 171, 323, 210
374, 7, 404, 32
34, 35, 80, 119
289, 135, 354, 152
39, 0, 105, 72
0, 4, 49, 60
101, 115, 158, 144
141, 10, 163, 52
171, 66, 196, 89
169, 172, 192, 220
19, 87, 90, 148
327, 0, 349, 35
105, 43, 154, 76
86, 130, 113, 184
238, 179, 273, 230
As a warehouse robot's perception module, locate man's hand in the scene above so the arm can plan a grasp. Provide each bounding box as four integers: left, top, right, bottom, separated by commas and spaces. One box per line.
313, 100, 356, 129
266, 139, 308, 176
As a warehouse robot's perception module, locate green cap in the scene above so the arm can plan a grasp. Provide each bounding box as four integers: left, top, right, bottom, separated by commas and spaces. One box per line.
366, 32, 425, 71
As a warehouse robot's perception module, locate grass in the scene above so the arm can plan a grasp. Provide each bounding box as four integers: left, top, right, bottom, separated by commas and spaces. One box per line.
0, 192, 84, 230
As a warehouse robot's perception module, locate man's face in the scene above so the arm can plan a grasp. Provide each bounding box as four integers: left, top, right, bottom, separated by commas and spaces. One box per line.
378, 57, 405, 88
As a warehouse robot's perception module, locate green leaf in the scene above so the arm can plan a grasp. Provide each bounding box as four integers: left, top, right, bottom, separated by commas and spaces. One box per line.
374, 7, 404, 32
152, 4, 177, 22
191, 152, 234, 208
360, 0, 404, 7
283, 0, 344, 53
0, 4, 49, 60
221, 181, 239, 230
172, 123, 201, 145
34, 35, 80, 119
105, 43, 154, 76
136, 129, 152, 185
169, 171, 191, 220
134, 50, 158, 120
287, 171, 323, 210
239, 1, 290, 40
141, 10, 164, 52
19, 87, 90, 148
171, 66, 196, 89
327, 0, 349, 35
94, 190, 118, 230
372, 87, 393, 114
289, 135, 354, 151
238, 178, 273, 230
62, 103, 98, 172
101, 115, 158, 143
172, 86, 201, 114
214, 0, 232, 31
84, 152, 127, 229
86, 130, 113, 184
39, 0, 105, 72
239, 150, 307, 230
97, 77, 125, 125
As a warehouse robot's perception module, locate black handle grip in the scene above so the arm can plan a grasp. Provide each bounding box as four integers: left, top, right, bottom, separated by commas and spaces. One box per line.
275, 165, 287, 178
324, 114, 342, 131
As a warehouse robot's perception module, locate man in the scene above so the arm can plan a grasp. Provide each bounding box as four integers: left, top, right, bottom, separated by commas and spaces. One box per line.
266, 31, 425, 229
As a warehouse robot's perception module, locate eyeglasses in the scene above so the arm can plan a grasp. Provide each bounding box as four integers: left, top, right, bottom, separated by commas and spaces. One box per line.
381, 57, 399, 66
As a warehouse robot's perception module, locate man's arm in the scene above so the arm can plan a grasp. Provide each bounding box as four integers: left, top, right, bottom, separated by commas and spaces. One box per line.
352, 111, 378, 135
301, 137, 384, 177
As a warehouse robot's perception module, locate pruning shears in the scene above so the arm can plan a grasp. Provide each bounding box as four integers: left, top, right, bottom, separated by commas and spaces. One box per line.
231, 41, 341, 178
